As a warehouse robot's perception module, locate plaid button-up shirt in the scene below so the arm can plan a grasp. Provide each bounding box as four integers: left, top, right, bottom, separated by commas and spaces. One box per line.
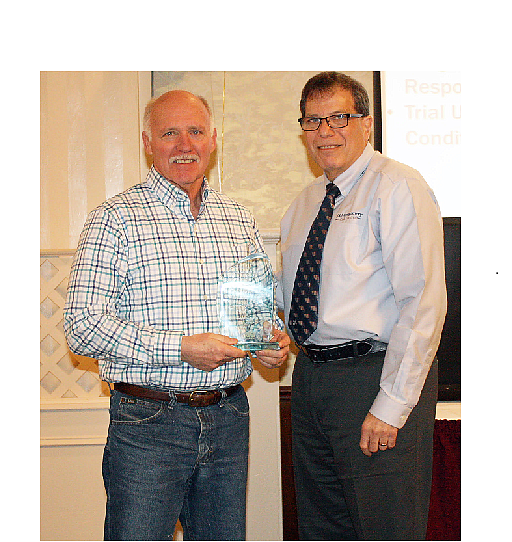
64, 167, 266, 390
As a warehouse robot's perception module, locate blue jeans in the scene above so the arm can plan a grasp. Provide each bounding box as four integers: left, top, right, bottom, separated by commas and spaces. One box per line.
102, 385, 249, 541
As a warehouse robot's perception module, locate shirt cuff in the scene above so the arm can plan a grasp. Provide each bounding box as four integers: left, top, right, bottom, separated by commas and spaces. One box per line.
150, 329, 184, 366
369, 390, 413, 429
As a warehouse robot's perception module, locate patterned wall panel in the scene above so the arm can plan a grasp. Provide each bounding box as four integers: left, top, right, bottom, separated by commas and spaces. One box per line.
40, 252, 109, 401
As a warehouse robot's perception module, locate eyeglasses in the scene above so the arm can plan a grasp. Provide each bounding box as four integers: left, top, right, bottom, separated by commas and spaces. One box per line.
298, 113, 364, 131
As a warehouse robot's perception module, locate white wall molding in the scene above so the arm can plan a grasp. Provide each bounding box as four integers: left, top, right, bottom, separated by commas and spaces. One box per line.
40, 249, 76, 257
41, 436, 107, 447
40, 398, 110, 411
260, 229, 280, 243
436, 401, 461, 420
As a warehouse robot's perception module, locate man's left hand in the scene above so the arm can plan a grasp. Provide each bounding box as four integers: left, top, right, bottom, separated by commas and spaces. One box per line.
254, 329, 290, 369
359, 412, 398, 457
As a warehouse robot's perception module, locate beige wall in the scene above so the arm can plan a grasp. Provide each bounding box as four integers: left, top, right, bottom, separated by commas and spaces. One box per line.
40, 71, 147, 249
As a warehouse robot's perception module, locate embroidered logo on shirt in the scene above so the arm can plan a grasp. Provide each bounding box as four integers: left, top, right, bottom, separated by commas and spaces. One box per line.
335, 211, 363, 221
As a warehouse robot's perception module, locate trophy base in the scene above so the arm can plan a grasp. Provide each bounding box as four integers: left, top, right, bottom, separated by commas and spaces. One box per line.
237, 341, 281, 353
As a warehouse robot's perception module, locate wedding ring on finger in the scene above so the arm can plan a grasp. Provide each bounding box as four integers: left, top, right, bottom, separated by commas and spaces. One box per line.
379, 443, 388, 448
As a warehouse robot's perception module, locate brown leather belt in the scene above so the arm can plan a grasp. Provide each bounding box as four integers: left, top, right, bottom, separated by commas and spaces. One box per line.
300, 339, 387, 363
114, 382, 240, 407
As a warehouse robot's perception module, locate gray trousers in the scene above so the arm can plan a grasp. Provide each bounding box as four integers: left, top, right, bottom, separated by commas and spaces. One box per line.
291, 349, 437, 540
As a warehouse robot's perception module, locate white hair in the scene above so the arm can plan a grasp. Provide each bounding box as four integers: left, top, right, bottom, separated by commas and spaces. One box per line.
143, 91, 215, 140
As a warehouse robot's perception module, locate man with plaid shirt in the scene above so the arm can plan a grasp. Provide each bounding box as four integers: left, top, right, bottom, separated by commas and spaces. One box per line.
64, 90, 290, 541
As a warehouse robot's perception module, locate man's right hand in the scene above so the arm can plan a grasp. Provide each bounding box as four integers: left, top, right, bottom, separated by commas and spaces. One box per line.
180, 333, 247, 372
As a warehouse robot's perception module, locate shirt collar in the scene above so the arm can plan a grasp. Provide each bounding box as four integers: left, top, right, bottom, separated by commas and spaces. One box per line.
328, 143, 376, 197
146, 166, 210, 213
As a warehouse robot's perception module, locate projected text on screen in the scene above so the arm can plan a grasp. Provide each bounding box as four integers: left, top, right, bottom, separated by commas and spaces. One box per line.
382, 72, 461, 217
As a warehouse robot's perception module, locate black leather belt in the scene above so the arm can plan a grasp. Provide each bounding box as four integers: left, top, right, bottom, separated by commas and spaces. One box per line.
300, 339, 386, 363
114, 382, 240, 407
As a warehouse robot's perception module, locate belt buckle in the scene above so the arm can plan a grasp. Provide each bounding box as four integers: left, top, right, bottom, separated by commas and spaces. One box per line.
302, 345, 324, 363
188, 390, 207, 407
188, 390, 220, 407
355, 340, 372, 357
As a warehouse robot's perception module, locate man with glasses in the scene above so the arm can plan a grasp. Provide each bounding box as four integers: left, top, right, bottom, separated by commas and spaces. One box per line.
278, 72, 447, 540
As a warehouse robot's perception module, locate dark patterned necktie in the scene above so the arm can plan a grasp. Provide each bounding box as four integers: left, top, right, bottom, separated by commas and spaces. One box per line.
288, 182, 341, 345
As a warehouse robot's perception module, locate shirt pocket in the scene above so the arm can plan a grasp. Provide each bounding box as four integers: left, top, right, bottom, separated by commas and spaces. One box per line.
323, 215, 380, 277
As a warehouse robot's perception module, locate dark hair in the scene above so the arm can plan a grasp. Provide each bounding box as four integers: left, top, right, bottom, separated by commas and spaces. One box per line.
300, 72, 370, 118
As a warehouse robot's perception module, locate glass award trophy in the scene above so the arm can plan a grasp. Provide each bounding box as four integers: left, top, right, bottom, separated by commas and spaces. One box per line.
218, 252, 280, 352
